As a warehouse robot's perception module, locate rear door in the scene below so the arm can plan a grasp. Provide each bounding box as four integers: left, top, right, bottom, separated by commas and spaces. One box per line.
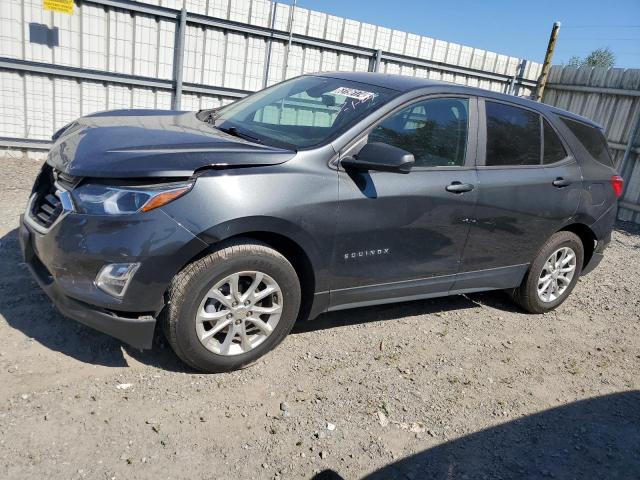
458, 99, 582, 284
330, 96, 479, 308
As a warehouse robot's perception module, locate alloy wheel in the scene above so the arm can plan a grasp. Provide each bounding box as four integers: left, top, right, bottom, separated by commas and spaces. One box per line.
537, 246, 577, 303
195, 271, 283, 356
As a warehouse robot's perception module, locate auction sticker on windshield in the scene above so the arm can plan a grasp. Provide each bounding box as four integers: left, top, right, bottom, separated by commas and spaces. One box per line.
330, 87, 375, 101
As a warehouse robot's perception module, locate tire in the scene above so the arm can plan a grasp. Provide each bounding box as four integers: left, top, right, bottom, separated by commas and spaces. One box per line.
510, 231, 584, 314
163, 238, 301, 373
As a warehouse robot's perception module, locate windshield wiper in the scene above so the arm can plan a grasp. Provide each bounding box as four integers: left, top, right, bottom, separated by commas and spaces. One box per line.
217, 126, 264, 145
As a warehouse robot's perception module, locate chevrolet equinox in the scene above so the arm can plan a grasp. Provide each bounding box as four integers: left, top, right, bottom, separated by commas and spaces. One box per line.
20, 72, 622, 372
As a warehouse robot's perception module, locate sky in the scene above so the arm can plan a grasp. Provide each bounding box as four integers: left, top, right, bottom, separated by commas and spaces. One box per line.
294, 0, 640, 68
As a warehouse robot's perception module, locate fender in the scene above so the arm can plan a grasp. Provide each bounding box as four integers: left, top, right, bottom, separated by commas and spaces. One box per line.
193, 216, 330, 293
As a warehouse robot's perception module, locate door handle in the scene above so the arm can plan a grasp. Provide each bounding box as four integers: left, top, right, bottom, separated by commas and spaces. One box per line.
552, 177, 571, 188
446, 182, 474, 194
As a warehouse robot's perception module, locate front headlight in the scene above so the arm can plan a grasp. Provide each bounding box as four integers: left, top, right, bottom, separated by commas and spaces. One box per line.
71, 181, 193, 215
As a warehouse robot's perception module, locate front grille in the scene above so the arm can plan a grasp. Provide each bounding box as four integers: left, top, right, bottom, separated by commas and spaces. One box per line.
29, 165, 65, 229
34, 192, 63, 228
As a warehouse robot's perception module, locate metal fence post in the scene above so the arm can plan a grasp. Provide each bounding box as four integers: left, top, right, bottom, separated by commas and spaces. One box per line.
282, 0, 297, 81
509, 60, 527, 96
370, 49, 382, 72
262, 1, 277, 88
505, 76, 516, 95
172, 7, 187, 110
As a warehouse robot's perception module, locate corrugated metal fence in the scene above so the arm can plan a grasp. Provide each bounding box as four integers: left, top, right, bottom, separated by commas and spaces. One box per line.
0, 0, 542, 156
3, 2, 638, 223
543, 65, 640, 223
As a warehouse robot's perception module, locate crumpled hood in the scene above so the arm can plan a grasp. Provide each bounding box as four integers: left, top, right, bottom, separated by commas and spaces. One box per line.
46, 109, 296, 178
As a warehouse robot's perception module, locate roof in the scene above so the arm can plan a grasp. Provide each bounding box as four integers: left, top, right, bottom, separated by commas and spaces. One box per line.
315, 71, 601, 129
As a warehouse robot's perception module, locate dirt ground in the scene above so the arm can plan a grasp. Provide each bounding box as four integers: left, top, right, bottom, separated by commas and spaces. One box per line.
1, 154, 639, 480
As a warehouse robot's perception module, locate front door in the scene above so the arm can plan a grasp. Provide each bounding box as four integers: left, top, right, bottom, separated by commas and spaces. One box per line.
330, 96, 479, 309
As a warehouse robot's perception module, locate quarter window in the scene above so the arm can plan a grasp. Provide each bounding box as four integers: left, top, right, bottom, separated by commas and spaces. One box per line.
543, 119, 567, 164
485, 102, 540, 166
369, 98, 469, 167
560, 117, 613, 167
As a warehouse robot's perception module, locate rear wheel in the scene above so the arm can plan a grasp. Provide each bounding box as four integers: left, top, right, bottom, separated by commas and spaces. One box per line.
511, 231, 584, 313
163, 239, 301, 372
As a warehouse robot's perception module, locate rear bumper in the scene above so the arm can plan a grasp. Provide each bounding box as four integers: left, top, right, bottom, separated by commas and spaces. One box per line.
581, 237, 608, 277
19, 216, 156, 349
580, 202, 615, 277
581, 252, 604, 276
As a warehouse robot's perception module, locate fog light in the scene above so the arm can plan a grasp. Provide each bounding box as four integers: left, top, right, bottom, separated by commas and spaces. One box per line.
95, 263, 141, 298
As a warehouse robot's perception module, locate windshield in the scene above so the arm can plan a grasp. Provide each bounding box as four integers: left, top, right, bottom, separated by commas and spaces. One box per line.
201, 76, 397, 149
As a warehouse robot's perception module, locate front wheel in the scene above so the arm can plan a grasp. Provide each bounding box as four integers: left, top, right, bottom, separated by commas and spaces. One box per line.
510, 231, 584, 314
163, 239, 301, 373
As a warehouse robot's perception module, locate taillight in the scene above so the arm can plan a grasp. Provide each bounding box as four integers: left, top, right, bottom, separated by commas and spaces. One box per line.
610, 175, 624, 198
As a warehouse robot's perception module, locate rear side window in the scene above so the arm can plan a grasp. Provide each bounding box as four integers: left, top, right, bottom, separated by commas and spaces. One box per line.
485, 102, 540, 166
543, 120, 567, 164
560, 117, 613, 167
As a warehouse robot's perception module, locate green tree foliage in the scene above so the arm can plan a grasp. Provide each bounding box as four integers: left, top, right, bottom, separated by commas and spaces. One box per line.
567, 56, 583, 68
584, 47, 616, 68
565, 48, 616, 68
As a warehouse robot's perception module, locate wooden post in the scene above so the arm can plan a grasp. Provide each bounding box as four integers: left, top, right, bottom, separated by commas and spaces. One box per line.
534, 21, 561, 102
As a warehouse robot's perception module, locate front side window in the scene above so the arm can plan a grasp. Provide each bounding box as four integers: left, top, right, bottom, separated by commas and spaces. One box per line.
205, 76, 396, 149
560, 117, 613, 167
486, 102, 541, 166
369, 97, 469, 167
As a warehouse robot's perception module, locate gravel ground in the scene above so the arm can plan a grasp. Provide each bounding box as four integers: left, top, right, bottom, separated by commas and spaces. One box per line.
1, 155, 639, 480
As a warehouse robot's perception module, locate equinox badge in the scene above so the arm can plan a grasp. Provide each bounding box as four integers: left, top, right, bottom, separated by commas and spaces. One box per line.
344, 248, 390, 260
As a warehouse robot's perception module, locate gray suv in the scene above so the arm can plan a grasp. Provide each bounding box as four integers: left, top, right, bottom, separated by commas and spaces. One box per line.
20, 72, 622, 372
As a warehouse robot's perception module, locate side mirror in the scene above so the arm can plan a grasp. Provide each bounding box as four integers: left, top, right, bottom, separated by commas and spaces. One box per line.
341, 142, 414, 174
